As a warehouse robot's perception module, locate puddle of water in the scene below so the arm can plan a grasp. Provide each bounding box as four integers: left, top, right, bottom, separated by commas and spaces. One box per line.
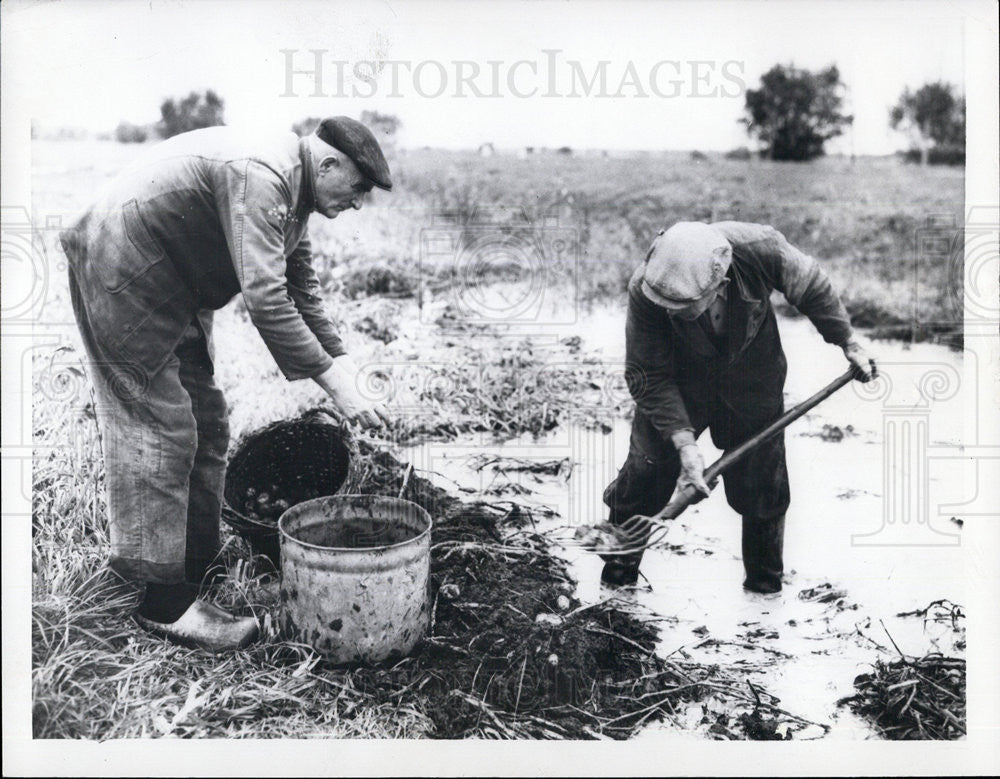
400, 309, 966, 739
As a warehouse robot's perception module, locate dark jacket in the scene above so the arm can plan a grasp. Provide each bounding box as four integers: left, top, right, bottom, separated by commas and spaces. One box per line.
625, 221, 854, 442
60, 127, 345, 383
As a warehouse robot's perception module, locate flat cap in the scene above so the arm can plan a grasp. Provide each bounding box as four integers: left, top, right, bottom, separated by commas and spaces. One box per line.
315, 116, 392, 191
641, 222, 732, 310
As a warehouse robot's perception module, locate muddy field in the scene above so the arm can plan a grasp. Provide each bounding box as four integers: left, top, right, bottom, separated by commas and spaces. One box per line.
29, 139, 966, 740
396, 300, 968, 739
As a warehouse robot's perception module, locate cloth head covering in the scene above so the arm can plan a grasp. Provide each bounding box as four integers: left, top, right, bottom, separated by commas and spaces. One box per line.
314, 116, 392, 191
640, 222, 732, 310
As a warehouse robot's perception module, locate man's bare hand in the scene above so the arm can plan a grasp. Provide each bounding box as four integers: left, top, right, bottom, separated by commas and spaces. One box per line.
314, 355, 390, 430
843, 340, 877, 383
676, 443, 712, 502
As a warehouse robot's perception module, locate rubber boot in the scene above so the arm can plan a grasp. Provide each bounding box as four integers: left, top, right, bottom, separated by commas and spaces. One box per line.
134, 600, 259, 652
600, 552, 643, 587
741, 514, 785, 594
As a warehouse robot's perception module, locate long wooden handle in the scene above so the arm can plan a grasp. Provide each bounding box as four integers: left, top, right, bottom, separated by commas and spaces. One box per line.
652, 369, 855, 523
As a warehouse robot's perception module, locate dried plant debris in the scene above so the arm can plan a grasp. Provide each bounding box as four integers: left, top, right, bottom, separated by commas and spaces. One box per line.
468, 454, 574, 479
839, 653, 966, 740
802, 423, 856, 442
797, 583, 854, 608
373, 337, 627, 444
839, 609, 965, 740
895, 599, 965, 629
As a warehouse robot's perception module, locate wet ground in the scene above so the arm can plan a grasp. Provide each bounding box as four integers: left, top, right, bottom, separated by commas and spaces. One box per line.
402, 306, 967, 739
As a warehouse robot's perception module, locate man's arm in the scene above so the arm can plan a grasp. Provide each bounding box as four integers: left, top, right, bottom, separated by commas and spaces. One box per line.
285, 232, 347, 361
217, 160, 335, 381
715, 221, 876, 381
624, 281, 712, 499
715, 222, 851, 344
217, 161, 388, 427
624, 279, 691, 439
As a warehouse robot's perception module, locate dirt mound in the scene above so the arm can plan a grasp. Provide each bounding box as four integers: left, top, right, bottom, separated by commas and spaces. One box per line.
331, 444, 789, 739
342, 446, 687, 737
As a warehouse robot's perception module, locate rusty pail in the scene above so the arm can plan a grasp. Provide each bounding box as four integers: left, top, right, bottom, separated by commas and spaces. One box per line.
278, 494, 431, 664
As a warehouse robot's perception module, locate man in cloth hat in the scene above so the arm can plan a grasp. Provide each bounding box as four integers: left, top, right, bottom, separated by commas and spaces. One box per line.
60, 117, 392, 649
601, 221, 876, 592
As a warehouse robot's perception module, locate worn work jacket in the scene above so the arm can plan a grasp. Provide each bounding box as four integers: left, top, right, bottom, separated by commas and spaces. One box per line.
60, 127, 345, 383
625, 221, 854, 442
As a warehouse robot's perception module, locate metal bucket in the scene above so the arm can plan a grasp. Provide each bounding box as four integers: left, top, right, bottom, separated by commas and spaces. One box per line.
278, 494, 432, 665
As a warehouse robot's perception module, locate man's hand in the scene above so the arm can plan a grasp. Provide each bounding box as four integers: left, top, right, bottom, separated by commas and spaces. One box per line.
843, 340, 877, 383
677, 443, 712, 502
313, 355, 390, 430
669, 429, 713, 503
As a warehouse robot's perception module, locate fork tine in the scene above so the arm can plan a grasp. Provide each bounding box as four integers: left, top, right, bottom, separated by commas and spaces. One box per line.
562, 512, 678, 556
618, 527, 649, 544
598, 541, 657, 556
567, 531, 668, 557
617, 516, 650, 534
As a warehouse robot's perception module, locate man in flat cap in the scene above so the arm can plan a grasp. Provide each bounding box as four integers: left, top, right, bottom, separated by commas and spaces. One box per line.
60, 116, 392, 649
601, 221, 876, 592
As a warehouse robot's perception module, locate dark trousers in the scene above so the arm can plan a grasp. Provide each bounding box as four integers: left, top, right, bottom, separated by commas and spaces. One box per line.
69, 267, 228, 584
603, 399, 789, 592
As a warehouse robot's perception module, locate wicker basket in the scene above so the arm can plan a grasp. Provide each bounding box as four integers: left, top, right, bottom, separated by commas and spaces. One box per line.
221, 408, 362, 568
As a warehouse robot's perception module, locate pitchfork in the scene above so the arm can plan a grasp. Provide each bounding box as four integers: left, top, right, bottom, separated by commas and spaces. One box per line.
581, 369, 856, 556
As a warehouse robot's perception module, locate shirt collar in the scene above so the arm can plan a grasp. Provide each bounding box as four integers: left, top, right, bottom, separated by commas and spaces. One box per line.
296, 136, 316, 217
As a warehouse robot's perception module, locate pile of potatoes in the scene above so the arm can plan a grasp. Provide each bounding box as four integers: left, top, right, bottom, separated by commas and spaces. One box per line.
242, 484, 291, 524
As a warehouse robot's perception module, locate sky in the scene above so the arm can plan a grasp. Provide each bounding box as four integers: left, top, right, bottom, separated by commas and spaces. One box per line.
9, 0, 967, 154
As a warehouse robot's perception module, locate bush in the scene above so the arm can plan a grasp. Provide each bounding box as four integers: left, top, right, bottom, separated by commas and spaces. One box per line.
900, 145, 965, 166
725, 146, 752, 161
340, 263, 416, 299
114, 122, 148, 144
157, 90, 225, 139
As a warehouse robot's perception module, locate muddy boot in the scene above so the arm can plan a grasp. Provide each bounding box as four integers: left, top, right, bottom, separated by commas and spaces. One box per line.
741, 514, 785, 594
134, 582, 258, 651
600, 553, 643, 587
137, 581, 198, 623
134, 601, 259, 652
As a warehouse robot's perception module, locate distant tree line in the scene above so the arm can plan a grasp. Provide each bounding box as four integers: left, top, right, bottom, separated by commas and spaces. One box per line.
737, 64, 963, 165
114, 89, 226, 143
106, 79, 963, 168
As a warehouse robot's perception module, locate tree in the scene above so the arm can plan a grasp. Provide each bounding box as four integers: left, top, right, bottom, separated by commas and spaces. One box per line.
157, 90, 225, 139
741, 64, 853, 161
890, 82, 965, 165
